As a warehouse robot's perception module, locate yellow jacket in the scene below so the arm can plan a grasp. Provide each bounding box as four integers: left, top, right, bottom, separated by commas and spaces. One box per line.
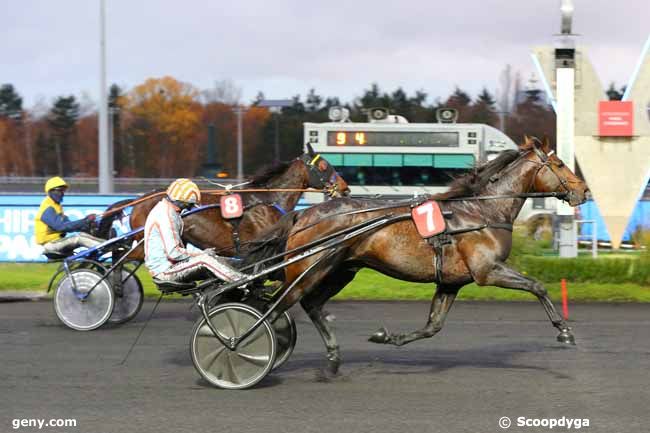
34, 196, 65, 244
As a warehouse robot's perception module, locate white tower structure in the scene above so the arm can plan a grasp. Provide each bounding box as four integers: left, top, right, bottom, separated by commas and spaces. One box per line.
532, 1, 650, 250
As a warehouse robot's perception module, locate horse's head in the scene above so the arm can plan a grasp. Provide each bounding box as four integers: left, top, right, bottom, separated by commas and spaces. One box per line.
523, 136, 589, 207
300, 143, 350, 197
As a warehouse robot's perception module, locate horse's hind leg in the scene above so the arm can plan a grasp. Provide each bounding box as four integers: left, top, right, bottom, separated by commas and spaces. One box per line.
474, 262, 575, 344
369, 284, 459, 347
300, 270, 356, 376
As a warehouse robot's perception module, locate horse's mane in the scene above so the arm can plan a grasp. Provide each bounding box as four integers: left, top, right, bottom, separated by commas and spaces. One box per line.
248, 160, 293, 186
439, 149, 522, 199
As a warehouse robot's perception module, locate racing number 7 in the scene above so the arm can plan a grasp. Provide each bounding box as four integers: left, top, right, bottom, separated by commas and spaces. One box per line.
411, 200, 445, 238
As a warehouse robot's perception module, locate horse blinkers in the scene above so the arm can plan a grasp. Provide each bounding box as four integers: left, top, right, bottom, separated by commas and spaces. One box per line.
301, 153, 346, 197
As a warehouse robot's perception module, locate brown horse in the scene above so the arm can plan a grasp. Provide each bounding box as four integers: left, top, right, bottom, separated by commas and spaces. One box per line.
246, 137, 589, 375
98, 146, 349, 261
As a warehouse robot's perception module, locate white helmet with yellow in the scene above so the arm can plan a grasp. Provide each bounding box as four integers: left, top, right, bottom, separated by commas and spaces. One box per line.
166, 178, 201, 208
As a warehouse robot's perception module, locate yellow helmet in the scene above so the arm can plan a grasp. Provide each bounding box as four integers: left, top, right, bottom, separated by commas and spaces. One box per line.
44, 176, 68, 192
166, 178, 201, 204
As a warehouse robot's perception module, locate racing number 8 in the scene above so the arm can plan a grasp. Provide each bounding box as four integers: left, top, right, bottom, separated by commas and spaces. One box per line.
220, 194, 243, 219
224, 197, 239, 214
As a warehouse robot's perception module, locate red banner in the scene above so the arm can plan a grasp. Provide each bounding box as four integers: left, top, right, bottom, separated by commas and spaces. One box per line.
598, 101, 634, 136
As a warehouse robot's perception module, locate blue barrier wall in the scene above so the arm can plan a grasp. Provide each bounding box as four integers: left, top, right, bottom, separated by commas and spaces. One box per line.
0, 194, 311, 262
2, 193, 646, 261
578, 200, 650, 242
0, 194, 133, 262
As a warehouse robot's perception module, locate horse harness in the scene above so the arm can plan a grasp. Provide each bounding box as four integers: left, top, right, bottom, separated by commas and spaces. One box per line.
220, 154, 339, 256
282, 184, 568, 284
406, 195, 514, 284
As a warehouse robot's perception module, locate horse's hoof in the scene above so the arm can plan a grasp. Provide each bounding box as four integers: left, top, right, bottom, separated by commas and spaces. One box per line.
368, 327, 390, 344
316, 365, 340, 382
327, 359, 340, 375
557, 330, 576, 345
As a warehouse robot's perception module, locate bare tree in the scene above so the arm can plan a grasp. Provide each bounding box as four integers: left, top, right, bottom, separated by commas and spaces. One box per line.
201, 79, 242, 105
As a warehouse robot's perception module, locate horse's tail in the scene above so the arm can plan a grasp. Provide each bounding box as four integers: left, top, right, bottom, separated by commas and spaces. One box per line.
241, 210, 300, 268
95, 199, 132, 239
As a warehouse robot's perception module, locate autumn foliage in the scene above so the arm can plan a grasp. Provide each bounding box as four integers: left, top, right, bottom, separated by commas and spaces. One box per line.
0, 76, 556, 179
125, 76, 203, 177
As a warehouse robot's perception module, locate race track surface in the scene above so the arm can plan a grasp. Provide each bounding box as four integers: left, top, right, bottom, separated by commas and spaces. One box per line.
1, 300, 649, 433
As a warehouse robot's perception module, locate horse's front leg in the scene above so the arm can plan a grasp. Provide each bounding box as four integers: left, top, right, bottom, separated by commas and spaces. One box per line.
474, 262, 575, 344
305, 305, 341, 374
369, 285, 458, 346
299, 270, 356, 377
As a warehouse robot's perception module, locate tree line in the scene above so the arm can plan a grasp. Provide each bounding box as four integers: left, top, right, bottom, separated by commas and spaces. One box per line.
1, 74, 620, 178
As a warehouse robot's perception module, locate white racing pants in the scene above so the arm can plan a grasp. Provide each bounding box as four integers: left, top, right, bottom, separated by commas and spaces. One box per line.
155, 252, 248, 284
43, 233, 104, 255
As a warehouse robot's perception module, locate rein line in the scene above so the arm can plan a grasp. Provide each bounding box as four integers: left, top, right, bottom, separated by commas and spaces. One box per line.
438, 191, 567, 201
202, 188, 325, 195
280, 191, 565, 240
100, 187, 327, 218
208, 190, 553, 257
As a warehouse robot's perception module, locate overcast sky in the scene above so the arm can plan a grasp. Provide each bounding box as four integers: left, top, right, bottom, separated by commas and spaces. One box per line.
2, 0, 649, 109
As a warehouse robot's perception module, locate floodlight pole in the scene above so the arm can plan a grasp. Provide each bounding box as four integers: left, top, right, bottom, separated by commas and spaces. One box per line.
258, 99, 292, 163
274, 112, 280, 162
236, 105, 244, 180
98, 0, 113, 193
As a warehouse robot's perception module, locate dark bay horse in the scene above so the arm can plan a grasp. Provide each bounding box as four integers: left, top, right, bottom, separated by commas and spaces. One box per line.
246, 137, 589, 375
98, 146, 349, 261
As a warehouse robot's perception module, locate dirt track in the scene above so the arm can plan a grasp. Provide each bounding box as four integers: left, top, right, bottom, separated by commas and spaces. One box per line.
1, 300, 649, 433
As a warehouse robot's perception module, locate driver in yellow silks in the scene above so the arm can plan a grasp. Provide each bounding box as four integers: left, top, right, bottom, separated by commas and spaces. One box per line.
34, 177, 103, 256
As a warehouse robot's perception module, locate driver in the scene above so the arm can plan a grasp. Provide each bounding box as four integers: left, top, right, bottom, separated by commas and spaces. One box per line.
35, 176, 103, 256
144, 178, 249, 284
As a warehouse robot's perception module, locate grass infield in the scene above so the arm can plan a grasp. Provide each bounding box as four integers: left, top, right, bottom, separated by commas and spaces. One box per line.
1, 263, 650, 302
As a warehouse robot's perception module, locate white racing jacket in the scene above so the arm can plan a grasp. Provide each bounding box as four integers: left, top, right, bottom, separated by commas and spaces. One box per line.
144, 199, 197, 276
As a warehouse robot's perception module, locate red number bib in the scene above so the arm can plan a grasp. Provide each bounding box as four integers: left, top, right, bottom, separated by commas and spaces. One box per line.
220, 194, 243, 219
411, 200, 446, 238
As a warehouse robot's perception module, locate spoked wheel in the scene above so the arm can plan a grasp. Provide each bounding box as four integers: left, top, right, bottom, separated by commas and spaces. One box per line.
190, 303, 277, 390
53, 269, 114, 331
47, 259, 107, 293
271, 311, 297, 370
234, 296, 298, 370
107, 270, 144, 324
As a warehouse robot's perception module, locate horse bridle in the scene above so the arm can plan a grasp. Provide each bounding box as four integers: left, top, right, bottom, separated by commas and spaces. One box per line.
528, 146, 581, 202
299, 153, 341, 197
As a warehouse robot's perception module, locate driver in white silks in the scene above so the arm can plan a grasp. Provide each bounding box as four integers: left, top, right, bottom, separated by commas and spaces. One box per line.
144, 178, 249, 284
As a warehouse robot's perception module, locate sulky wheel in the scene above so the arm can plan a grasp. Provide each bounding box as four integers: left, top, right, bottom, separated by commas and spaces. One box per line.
53, 269, 114, 331
234, 297, 297, 370
190, 302, 277, 390
271, 311, 297, 370
47, 259, 107, 294
107, 270, 144, 324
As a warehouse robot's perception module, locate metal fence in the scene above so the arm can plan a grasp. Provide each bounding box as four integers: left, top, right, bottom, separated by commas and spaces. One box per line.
0, 177, 238, 194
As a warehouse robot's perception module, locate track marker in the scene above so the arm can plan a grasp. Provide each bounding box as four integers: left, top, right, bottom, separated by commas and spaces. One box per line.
561, 278, 569, 321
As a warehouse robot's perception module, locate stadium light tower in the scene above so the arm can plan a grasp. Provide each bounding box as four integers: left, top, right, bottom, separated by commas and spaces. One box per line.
98, 0, 113, 193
